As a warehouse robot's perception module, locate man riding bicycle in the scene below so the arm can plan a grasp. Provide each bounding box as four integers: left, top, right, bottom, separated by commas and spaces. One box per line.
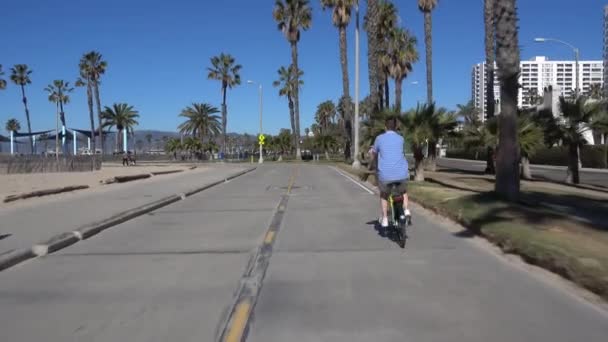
370, 116, 411, 228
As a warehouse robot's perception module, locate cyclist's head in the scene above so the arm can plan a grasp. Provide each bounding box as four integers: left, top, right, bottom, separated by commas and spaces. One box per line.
385, 116, 398, 131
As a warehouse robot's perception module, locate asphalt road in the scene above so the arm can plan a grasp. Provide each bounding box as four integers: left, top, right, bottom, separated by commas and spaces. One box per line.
0, 164, 607, 341
437, 158, 608, 188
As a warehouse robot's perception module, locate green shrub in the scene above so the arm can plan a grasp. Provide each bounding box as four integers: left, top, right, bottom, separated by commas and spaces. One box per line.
446, 148, 487, 161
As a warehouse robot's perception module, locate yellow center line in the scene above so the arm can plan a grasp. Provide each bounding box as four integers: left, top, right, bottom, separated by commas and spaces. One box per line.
264, 231, 275, 245
224, 300, 252, 342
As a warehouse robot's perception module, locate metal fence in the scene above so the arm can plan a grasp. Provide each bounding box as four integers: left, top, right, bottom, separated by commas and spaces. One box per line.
0, 155, 102, 174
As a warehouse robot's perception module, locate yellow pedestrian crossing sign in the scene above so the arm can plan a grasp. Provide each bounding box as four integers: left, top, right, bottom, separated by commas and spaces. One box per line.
258, 134, 265, 146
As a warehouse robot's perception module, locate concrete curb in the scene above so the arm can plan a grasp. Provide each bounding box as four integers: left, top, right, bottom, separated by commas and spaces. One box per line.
0, 167, 257, 272
4, 185, 90, 203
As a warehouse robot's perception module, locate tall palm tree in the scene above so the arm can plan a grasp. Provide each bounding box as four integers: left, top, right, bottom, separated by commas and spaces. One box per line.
79, 52, 107, 153
376, 1, 398, 109
494, 0, 521, 200
321, 0, 355, 156
101, 103, 140, 152
418, 0, 437, 104
75, 69, 96, 156
207, 53, 242, 154
273, 0, 312, 158
273, 65, 304, 148
314, 100, 337, 134
484, 0, 496, 118
44, 80, 74, 155
178, 103, 221, 144
383, 27, 419, 112
365, 0, 380, 113
0, 64, 6, 90
10, 64, 34, 153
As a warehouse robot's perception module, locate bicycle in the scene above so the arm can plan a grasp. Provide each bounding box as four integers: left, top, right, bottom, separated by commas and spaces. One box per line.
386, 183, 411, 248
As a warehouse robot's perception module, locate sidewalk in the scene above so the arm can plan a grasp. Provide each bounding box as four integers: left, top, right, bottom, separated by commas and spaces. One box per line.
0, 164, 251, 257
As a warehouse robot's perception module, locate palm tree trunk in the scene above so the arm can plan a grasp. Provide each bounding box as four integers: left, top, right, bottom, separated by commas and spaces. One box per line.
484, 0, 496, 118
384, 76, 390, 109
566, 143, 580, 184
494, 0, 521, 200
414, 149, 425, 181
288, 95, 296, 151
94, 82, 104, 155
395, 77, 403, 112
19, 85, 34, 153
426, 142, 437, 171
521, 155, 532, 180
291, 42, 302, 158
378, 78, 385, 110
325, 150, 331, 161
221, 86, 228, 155
424, 11, 433, 104
366, 0, 380, 113
86, 80, 96, 168
485, 146, 495, 174
55, 102, 60, 159
339, 26, 353, 161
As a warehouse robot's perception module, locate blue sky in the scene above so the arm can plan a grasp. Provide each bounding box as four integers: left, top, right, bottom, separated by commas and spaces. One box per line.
0, 0, 604, 135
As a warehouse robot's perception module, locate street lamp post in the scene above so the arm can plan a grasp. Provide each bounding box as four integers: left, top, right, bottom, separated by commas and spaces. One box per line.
247, 80, 264, 164
534, 37, 580, 95
352, 0, 361, 169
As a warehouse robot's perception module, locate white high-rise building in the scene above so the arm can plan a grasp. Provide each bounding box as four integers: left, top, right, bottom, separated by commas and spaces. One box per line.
471, 62, 499, 122
472, 56, 604, 118
604, 5, 608, 97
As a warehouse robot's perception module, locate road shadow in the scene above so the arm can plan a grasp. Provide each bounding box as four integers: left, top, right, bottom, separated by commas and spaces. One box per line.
366, 220, 407, 247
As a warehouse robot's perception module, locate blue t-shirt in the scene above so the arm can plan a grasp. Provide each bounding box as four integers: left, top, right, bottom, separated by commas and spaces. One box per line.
373, 130, 409, 183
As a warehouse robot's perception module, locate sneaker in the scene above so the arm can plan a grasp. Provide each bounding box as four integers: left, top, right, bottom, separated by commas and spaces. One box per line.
380, 217, 389, 228
404, 209, 411, 217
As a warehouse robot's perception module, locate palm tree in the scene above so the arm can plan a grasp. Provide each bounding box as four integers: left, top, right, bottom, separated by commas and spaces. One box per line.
376, 1, 398, 109
587, 83, 603, 100
178, 103, 221, 144
44, 80, 74, 155
207, 53, 242, 154
418, 0, 437, 104
425, 104, 458, 171
484, 0, 496, 119
383, 27, 419, 112
165, 138, 182, 160
400, 106, 432, 181
314, 100, 337, 134
494, 0, 521, 200
5, 118, 21, 134
556, 96, 600, 184
321, 0, 355, 156
101, 103, 140, 152
463, 117, 497, 162
145, 133, 153, 152
365, 0, 381, 113
274, 65, 304, 147
79, 51, 107, 154
517, 110, 544, 180
457, 100, 481, 125
10, 64, 34, 153
0, 64, 6, 90
273, 0, 312, 158
314, 134, 338, 161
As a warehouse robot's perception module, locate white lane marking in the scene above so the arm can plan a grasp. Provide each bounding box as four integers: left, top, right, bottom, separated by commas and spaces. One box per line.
331, 166, 375, 195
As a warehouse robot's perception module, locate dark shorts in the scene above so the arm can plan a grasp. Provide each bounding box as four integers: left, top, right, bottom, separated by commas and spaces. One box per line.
378, 180, 408, 198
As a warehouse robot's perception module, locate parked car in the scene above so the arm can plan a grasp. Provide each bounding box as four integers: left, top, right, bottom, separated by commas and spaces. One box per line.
301, 150, 313, 161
